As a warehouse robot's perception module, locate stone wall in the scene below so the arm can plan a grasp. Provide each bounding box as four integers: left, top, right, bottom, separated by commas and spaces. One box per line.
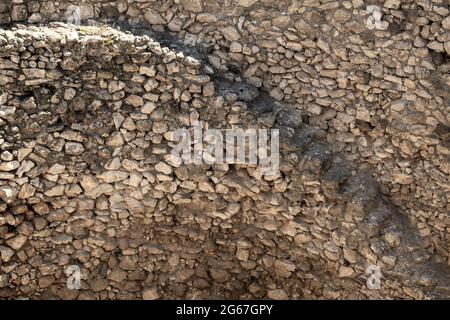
0, 0, 449, 300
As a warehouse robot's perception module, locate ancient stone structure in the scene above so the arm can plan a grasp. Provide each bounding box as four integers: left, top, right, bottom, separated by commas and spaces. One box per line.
0, 0, 449, 299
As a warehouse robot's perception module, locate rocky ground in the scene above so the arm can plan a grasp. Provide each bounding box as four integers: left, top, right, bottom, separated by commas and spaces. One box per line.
0, 0, 449, 300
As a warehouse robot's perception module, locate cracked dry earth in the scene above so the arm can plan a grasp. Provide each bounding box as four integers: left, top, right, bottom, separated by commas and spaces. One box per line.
0, 0, 449, 300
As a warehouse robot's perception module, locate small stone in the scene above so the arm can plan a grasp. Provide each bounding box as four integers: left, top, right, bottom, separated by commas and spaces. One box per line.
23, 68, 46, 78
384, 0, 400, 9
44, 185, 65, 197
308, 104, 322, 115
221, 26, 241, 41
108, 269, 127, 282
181, 0, 203, 12
339, 266, 354, 277
28, 13, 42, 23
391, 99, 408, 112
92, 279, 109, 292
274, 260, 296, 278
267, 289, 288, 300
155, 162, 172, 175
168, 17, 183, 32
113, 113, 125, 130
356, 106, 370, 122
0, 151, 13, 161
47, 163, 66, 175
144, 11, 166, 25
0, 161, 20, 171
65, 142, 85, 155
0, 185, 18, 204
18, 183, 36, 199
427, 41, 444, 52
235, 0, 258, 7
33, 202, 50, 215
444, 41, 450, 55
0, 106, 16, 118
51, 234, 73, 245
106, 132, 124, 147
6, 234, 27, 250
384, 229, 402, 247
230, 42, 242, 53
143, 287, 161, 300
139, 66, 156, 77
125, 95, 144, 107
392, 173, 413, 184
333, 9, 350, 23
269, 87, 284, 101
11, 5, 27, 21
39, 276, 55, 288
141, 102, 157, 114
443, 16, 450, 30
64, 88, 77, 100
317, 39, 330, 54
85, 183, 114, 198
97, 171, 129, 183
236, 249, 249, 261
108, 80, 125, 93
294, 234, 312, 244
279, 222, 297, 236
209, 269, 230, 283
17, 148, 32, 162
203, 82, 215, 97
80, 175, 99, 192
0, 245, 15, 262
155, 181, 177, 193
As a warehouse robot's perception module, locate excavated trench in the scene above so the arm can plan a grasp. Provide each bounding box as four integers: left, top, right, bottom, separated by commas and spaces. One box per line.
0, 0, 449, 300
